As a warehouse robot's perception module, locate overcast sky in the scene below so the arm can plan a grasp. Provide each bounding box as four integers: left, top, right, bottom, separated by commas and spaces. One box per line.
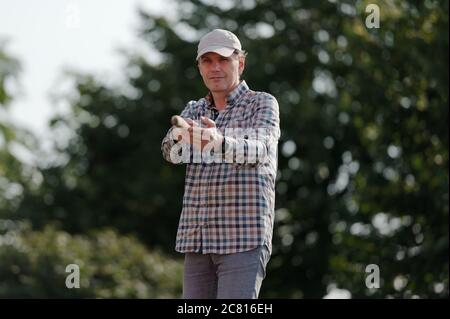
0, 0, 175, 140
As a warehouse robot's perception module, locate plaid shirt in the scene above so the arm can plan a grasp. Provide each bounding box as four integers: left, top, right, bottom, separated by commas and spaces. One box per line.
161, 81, 280, 254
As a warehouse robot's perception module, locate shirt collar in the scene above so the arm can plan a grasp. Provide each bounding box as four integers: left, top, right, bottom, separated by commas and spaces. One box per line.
205, 80, 249, 109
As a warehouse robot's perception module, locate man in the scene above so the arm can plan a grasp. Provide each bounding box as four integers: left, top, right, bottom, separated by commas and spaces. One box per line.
161, 29, 280, 299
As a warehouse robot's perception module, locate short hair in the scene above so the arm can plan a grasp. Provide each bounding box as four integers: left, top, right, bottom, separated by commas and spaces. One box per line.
233, 49, 248, 59
233, 50, 247, 78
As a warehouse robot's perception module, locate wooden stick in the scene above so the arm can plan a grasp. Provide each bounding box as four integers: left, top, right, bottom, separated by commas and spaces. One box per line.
171, 115, 191, 129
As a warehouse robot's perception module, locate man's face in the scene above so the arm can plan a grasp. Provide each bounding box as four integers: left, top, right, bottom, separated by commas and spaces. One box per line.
198, 52, 245, 95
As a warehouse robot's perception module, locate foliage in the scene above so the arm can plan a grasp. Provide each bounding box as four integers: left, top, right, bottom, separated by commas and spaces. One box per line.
0, 220, 183, 298
2, 0, 448, 297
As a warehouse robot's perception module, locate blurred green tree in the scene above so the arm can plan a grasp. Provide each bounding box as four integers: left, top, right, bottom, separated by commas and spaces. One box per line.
10, 0, 449, 298
0, 44, 37, 220
0, 220, 182, 298
0, 45, 183, 298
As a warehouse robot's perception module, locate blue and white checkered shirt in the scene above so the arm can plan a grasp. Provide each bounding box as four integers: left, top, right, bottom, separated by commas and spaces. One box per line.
161, 81, 280, 254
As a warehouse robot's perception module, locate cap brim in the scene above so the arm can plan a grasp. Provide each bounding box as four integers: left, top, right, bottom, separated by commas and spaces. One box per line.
196, 46, 235, 60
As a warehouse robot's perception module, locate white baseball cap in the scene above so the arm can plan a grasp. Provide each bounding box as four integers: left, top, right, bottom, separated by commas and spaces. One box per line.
196, 29, 242, 60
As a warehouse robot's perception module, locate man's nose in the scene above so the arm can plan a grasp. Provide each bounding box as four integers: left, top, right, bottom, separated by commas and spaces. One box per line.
211, 61, 221, 70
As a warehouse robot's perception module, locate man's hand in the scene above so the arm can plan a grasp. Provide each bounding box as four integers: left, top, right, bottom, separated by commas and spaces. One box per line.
186, 116, 223, 151
172, 116, 223, 151
171, 115, 191, 129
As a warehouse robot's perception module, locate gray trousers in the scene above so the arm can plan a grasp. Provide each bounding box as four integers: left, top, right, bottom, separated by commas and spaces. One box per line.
183, 245, 270, 299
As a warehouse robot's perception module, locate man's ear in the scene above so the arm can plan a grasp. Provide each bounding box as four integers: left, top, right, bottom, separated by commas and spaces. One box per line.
239, 56, 245, 76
